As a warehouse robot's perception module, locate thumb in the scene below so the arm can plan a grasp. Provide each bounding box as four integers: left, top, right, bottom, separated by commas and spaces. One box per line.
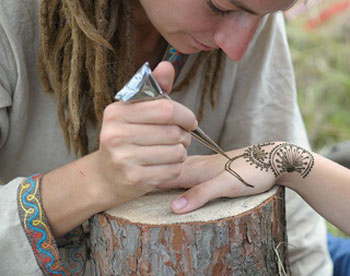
152, 61, 175, 94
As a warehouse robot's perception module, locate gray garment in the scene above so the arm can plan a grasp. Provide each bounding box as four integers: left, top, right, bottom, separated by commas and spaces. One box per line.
0, 0, 332, 275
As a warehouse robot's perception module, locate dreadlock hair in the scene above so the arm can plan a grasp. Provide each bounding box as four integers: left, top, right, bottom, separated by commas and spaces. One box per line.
38, 0, 225, 157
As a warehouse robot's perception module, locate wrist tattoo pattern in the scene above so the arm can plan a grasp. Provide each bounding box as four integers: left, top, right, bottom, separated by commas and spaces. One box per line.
269, 143, 314, 178
225, 142, 314, 188
17, 174, 71, 276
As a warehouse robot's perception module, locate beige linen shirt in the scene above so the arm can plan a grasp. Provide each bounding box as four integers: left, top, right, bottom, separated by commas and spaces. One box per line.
0, 0, 332, 275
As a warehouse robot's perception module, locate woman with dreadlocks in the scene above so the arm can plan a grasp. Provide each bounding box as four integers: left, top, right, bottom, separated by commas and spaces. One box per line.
0, 0, 334, 275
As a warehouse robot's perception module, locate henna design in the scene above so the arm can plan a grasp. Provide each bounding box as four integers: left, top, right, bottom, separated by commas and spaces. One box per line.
269, 143, 314, 178
243, 142, 275, 171
225, 158, 255, 188
224, 142, 314, 188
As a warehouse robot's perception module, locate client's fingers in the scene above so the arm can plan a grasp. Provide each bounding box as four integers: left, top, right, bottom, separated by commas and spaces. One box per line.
170, 173, 243, 214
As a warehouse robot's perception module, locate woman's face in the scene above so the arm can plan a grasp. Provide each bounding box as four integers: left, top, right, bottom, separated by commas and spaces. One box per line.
138, 0, 297, 61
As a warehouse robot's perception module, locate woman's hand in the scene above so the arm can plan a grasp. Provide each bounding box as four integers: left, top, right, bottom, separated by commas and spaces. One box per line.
41, 61, 197, 237
91, 61, 198, 208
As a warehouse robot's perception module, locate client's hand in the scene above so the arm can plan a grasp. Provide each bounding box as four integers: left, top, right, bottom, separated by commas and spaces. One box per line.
159, 142, 291, 214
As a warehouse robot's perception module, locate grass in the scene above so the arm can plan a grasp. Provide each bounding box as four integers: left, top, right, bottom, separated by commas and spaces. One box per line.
286, 19, 350, 152
286, 10, 350, 237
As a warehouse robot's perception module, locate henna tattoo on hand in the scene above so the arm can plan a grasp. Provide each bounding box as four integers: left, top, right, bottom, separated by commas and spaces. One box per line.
244, 142, 275, 172
224, 142, 315, 188
269, 143, 314, 178
225, 159, 255, 188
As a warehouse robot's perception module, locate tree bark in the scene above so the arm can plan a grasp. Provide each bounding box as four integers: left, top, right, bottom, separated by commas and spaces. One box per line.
89, 186, 289, 276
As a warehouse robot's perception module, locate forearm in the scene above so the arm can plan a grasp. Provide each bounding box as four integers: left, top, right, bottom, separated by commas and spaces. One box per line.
227, 141, 350, 233
41, 151, 132, 238
280, 152, 350, 234
41, 152, 107, 237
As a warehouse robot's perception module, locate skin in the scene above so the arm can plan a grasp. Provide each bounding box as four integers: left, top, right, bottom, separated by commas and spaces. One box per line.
137, 0, 297, 60
164, 142, 350, 234
41, 0, 302, 237
42, 62, 197, 236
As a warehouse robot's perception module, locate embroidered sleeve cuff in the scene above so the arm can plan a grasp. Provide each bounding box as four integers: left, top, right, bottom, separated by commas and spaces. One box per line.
17, 174, 72, 275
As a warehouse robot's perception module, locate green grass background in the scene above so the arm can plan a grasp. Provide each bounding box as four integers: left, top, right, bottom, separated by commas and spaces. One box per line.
285, 7, 350, 237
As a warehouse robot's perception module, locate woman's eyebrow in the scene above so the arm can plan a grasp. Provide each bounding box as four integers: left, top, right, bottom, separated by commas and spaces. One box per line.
227, 0, 259, 15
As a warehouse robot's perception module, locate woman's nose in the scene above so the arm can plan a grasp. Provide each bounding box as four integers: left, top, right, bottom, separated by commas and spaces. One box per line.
214, 13, 262, 61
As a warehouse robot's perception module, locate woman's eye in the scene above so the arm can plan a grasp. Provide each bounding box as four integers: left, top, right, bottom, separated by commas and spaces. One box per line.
206, 0, 231, 17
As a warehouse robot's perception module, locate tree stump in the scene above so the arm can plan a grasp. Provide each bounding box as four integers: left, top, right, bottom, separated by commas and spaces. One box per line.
89, 186, 289, 276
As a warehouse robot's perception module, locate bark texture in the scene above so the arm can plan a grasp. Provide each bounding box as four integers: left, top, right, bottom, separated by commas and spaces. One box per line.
89, 187, 289, 276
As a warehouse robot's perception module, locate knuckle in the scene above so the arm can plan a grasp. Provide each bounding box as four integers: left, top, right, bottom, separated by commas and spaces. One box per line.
166, 126, 182, 142
183, 133, 192, 148
190, 114, 198, 130
169, 164, 182, 179
182, 109, 197, 131
108, 152, 123, 168
115, 149, 132, 164
105, 150, 131, 172
100, 129, 115, 147
174, 143, 187, 162
191, 184, 206, 198
103, 102, 126, 123
100, 127, 127, 147
103, 104, 118, 121
159, 100, 176, 122
114, 128, 130, 142
126, 170, 142, 185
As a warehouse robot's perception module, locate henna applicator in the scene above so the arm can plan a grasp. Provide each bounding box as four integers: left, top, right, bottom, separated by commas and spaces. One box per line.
114, 62, 230, 160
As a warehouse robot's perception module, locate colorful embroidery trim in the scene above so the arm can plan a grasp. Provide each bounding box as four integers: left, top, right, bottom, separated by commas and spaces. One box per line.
17, 174, 71, 276
166, 46, 188, 80
57, 226, 86, 275
169, 47, 182, 63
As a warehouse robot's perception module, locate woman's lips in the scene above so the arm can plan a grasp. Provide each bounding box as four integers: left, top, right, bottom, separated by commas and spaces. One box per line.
191, 36, 213, 51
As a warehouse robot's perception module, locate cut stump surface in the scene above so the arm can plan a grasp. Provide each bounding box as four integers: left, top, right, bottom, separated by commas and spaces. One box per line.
90, 186, 289, 276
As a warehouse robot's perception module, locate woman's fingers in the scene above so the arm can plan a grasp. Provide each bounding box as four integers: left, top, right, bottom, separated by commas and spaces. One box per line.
96, 61, 197, 202
95, 61, 196, 205
105, 99, 198, 132
108, 124, 192, 148
116, 144, 188, 166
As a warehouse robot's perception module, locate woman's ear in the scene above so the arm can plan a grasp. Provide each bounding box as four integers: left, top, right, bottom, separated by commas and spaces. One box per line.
152, 61, 175, 94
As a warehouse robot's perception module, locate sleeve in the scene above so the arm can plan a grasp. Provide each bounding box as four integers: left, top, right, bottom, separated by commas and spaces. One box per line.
0, 13, 88, 276
0, 176, 88, 276
220, 13, 333, 275
16, 175, 88, 276
0, 178, 44, 275
0, 22, 13, 149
